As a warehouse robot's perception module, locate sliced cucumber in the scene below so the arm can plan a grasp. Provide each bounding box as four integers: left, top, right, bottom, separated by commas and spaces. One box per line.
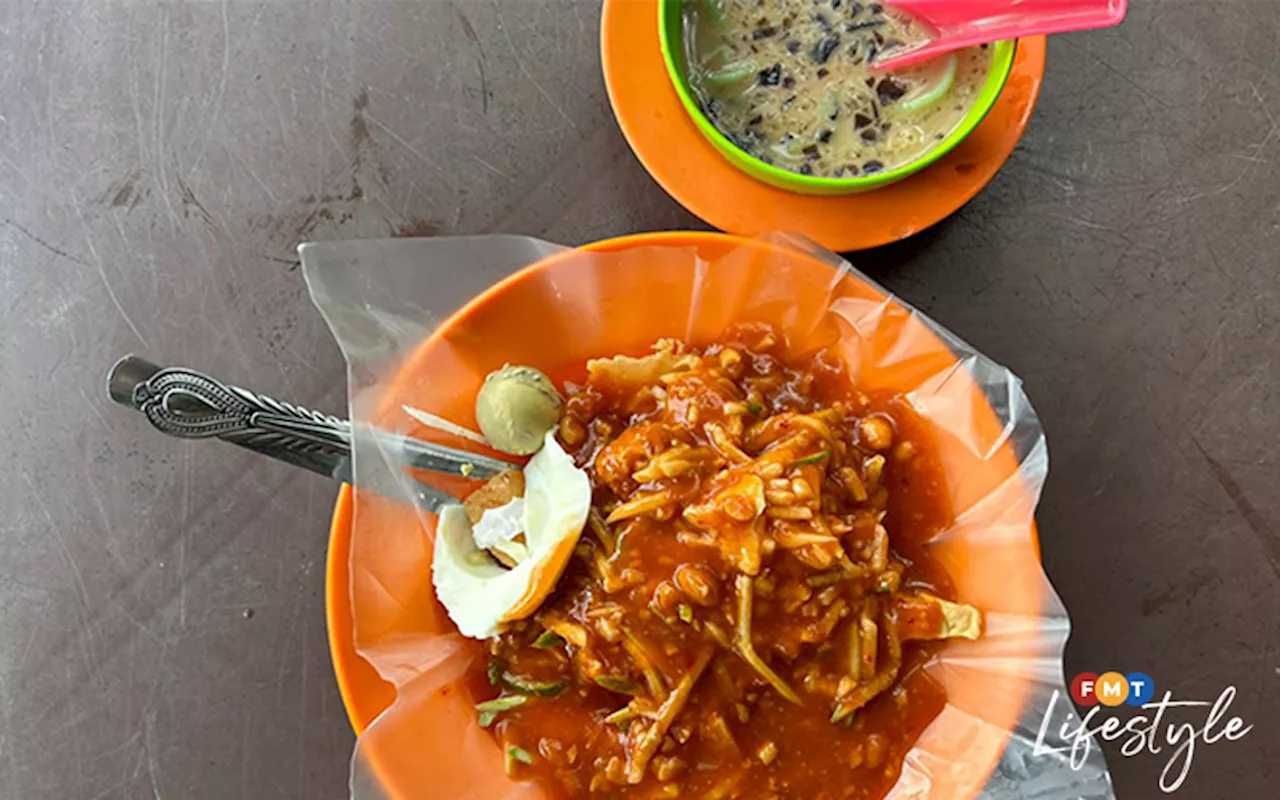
700, 0, 725, 24
898, 54, 958, 113
705, 59, 758, 87
501, 671, 567, 697
594, 675, 642, 695
532, 630, 564, 649
475, 695, 527, 728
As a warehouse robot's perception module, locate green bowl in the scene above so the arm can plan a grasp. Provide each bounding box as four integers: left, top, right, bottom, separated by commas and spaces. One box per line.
657, 0, 1017, 196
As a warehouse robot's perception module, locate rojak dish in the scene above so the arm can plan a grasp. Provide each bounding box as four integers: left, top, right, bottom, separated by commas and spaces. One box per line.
432, 324, 982, 800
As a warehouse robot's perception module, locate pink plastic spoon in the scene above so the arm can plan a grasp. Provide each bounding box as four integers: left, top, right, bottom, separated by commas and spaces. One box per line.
875, 0, 1127, 70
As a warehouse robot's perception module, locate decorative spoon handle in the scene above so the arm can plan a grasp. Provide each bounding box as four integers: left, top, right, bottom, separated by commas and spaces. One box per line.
106, 355, 516, 512
108, 355, 353, 478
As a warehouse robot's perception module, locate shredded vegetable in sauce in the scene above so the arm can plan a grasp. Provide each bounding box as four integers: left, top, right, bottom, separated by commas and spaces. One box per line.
457, 324, 982, 799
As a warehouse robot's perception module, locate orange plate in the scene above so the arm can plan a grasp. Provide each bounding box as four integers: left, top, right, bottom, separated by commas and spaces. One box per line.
600, 0, 1046, 252
326, 231, 1046, 799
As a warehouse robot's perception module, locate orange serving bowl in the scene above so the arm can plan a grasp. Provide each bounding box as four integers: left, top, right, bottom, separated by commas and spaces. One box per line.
326, 231, 1047, 799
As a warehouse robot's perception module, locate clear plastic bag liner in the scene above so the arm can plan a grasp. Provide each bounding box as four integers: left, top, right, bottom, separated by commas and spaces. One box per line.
299, 232, 1115, 800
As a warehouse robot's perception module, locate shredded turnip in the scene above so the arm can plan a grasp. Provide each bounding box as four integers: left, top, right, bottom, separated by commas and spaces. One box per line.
402, 405, 489, 445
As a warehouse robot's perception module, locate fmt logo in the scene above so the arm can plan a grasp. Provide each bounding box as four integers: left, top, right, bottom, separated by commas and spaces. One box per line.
1070, 671, 1155, 707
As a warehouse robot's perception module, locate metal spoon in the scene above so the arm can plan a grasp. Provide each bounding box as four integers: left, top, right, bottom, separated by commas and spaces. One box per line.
106, 355, 519, 512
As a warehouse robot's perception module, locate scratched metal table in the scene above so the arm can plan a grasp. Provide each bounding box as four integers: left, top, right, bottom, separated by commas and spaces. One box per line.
2, 2, 1277, 798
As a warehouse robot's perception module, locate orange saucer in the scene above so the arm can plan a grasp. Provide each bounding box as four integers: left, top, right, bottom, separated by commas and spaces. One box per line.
601, 0, 1046, 252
